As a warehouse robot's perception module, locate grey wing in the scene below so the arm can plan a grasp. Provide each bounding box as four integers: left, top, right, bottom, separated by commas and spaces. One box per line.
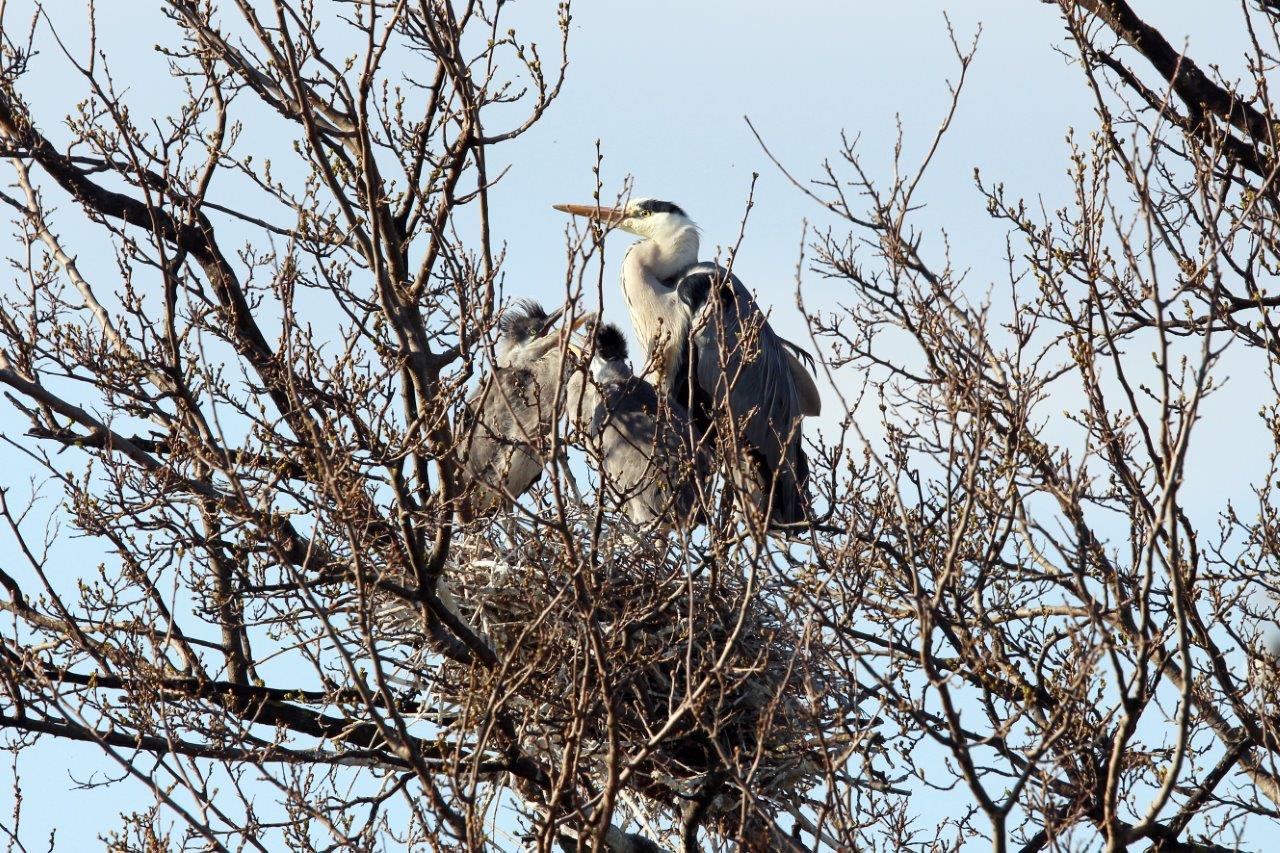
597, 381, 703, 527
680, 263, 808, 524
505, 353, 572, 481
657, 393, 710, 524
596, 386, 662, 524
782, 339, 822, 416
461, 368, 545, 506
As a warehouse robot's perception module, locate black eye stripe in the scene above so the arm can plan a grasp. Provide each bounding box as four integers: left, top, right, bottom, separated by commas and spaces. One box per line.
632, 199, 686, 217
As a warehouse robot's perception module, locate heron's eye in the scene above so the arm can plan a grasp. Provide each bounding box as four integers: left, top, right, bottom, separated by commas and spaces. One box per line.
635, 209, 651, 218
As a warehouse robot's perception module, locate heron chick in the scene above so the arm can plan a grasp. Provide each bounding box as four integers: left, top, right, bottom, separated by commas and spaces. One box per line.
572, 321, 709, 531
458, 300, 585, 517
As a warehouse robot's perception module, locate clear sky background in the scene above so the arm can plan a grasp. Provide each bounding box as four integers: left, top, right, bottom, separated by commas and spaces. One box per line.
1, 0, 1273, 848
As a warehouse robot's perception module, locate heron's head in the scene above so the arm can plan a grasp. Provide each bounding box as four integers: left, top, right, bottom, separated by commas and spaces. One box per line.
498, 299, 553, 351
496, 299, 593, 368
589, 322, 632, 385
554, 197, 695, 241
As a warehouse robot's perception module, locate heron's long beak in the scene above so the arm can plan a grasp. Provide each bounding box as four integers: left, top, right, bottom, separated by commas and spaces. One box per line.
537, 305, 592, 337
538, 304, 567, 335
563, 313, 594, 355
525, 311, 593, 361
552, 203, 626, 225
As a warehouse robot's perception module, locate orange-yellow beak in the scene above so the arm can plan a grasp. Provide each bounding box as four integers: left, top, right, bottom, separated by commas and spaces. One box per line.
552, 203, 627, 225
537, 304, 592, 336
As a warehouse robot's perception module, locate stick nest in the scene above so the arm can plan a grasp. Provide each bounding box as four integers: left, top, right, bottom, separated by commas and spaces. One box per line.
384, 510, 832, 834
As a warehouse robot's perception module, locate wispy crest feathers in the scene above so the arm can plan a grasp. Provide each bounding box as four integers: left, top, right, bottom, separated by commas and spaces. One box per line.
595, 323, 628, 362
499, 299, 547, 334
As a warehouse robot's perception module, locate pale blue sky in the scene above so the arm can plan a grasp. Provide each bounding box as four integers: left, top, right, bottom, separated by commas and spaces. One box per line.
0, 1, 1271, 848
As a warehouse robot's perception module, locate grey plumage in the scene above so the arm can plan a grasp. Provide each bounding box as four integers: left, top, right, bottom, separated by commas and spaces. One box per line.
553, 197, 821, 528
576, 323, 708, 530
459, 300, 576, 516
674, 262, 810, 524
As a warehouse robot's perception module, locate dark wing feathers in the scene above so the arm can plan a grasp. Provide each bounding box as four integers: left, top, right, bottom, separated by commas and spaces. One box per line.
675, 262, 809, 524
459, 354, 565, 511
676, 262, 736, 315
780, 336, 817, 373
590, 377, 705, 526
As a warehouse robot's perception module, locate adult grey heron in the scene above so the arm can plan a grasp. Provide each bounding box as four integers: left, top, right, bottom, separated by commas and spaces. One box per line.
458, 300, 583, 517
572, 321, 710, 530
553, 198, 820, 525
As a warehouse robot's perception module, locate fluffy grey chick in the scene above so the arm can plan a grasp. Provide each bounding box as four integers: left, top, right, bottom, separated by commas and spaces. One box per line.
459, 300, 580, 516
576, 322, 708, 531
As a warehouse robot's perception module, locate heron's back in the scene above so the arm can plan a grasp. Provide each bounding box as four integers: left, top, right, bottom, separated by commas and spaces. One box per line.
591, 378, 705, 528
461, 356, 568, 511
675, 262, 810, 525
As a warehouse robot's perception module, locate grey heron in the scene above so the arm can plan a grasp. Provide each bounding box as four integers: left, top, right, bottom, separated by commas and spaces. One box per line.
458, 300, 583, 517
553, 198, 820, 526
572, 321, 710, 530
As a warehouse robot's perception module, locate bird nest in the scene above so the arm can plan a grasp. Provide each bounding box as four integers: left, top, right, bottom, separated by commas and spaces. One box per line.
384, 508, 828, 836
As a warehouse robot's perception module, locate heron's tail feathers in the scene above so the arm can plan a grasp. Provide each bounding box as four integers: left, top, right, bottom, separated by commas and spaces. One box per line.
768, 445, 811, 526
740, 443, 810, 527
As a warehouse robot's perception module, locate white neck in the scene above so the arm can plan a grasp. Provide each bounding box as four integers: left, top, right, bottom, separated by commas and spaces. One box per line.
634, 223, 699, 280
620, 224, 700, 389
